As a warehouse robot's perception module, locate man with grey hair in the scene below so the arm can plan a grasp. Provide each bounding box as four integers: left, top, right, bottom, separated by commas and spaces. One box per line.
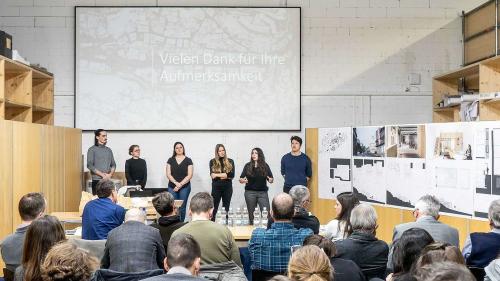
102, 208, 165, 272
267, 185, 320, 233
463, 199, 500, 268
334, 203, 388, 280
391, 195, 459, 247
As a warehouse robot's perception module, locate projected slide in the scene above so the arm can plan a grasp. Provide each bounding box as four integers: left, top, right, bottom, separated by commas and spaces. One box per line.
76, 7, 301, 130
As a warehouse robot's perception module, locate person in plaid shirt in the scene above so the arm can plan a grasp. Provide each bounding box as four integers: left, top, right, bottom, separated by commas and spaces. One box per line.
248, 193, 313, 273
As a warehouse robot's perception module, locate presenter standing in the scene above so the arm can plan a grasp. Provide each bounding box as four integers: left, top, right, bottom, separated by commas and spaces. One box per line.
239, 148, 274, 225
125, 145, 147, 188
166, 142, 193, 222
209, 144, 235, 221
87, 129, 116, 195
281, 136, 312, 193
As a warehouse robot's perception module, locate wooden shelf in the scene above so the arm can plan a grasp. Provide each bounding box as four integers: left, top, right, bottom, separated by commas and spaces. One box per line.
433, 106, 460, 112
5, 99, 31, 109
32, 105, 53, 112
434, 63, 480, 80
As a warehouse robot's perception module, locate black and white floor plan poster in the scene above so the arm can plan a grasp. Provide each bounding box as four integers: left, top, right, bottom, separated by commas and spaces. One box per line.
318, 127, 352, 199
352, 157, 386, 204
385, 158, 431, 209
473, 122, 500, 219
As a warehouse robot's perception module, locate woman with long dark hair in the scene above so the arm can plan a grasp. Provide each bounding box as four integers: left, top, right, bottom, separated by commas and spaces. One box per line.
239, 147, 273, 225
166, 142, 193, 222
14, 215, 66, 281
210, 144, 234, 221
324, 192, 359, 240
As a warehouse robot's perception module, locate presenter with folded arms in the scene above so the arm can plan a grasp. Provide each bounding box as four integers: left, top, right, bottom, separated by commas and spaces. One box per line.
125, 145, 147, 188
210, 144, 235, 221
166, 142, 193, 222
239, 147, 273, 225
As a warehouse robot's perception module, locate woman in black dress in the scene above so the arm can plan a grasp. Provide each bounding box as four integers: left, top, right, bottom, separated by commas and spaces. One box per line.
210, 144, 235, 221
239, 147, 274, 225
166, 142, 193, 222
125, 145, 147, 188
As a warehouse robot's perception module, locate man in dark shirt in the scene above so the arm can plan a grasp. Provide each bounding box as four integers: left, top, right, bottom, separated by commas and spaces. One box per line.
267, 185, 320, 234
1, 193, 46, 272
150, 192, 186, 252
82, 179, 125, 240
281, 136, 312, 193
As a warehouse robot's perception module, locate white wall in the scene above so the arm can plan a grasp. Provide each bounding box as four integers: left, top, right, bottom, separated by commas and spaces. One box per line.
0, 0, 487, 212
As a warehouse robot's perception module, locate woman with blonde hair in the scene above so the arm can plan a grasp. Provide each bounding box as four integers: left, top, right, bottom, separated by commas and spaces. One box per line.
288, 245, 333, 281
41, 241, 99, 281
209, 144, 235, 221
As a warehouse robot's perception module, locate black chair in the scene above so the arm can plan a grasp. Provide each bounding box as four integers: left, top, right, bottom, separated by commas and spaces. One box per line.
3, 268, 14, 281
251, 269, 283, 281
468, 266, 485, 281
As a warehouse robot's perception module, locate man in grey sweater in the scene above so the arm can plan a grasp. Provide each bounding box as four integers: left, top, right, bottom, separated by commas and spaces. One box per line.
87, 129, 116, 194
142, 233, 206, 281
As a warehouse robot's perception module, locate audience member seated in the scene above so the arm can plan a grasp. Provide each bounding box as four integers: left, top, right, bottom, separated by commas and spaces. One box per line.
267, 185, 320, 234
150, 192, 186, 252
41, 241, 99, 281
269, 276, 292, 281
388, 195, 459, 269
415, 242, 465, 267
82, 179, 126, 240
249, 193, 313, 274
172, 192, 242, 267
101, 208, 165, 272
463, 199, 500, 268
303, 234, 365, 281
414, 261, 475, 281
141, 233, 206, 281
485, 258, 500, 281
334, 203, 389, 280
387, 228, 434, 281
287, 245, 333, 281
14, 215, 66, 281
324, 192, 359, 241
1, 193, 46, 273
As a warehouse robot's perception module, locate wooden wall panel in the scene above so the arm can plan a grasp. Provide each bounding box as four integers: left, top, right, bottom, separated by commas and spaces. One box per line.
307, 128, 337, 224
374, 205, 402, 243
64, 127, 82, 212
42, 125, 65, 213
0, 120, 13, 241
469, 219, 491, 233
12, 121, 42, 230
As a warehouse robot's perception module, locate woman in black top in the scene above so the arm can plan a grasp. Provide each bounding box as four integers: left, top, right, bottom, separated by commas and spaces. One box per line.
239, 147, 273, 225
210, 144, 235, 221
125, 145, 147, 188
166, 142, 193, 222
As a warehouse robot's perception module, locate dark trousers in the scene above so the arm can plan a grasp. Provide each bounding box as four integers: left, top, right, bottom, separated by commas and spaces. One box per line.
91, 179, 101, 195
283, 185, 292, 194
211, 184, 233, 221
244, 190, 270, 225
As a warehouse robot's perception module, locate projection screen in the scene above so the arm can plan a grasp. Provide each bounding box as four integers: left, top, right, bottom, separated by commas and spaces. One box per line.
75, 7, 301, 131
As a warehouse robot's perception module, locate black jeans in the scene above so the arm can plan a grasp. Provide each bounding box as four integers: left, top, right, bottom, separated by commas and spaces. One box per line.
91, 179, 101, 195
211, 184, 233, 221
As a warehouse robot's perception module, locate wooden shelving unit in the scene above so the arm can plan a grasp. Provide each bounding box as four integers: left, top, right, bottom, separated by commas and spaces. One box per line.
433, 55, 500, 122
0, 55, 53, 125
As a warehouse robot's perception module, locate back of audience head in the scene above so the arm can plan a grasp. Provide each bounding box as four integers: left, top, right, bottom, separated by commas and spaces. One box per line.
22, 215, 66, 281
489, 199, 500, 229
189, 192, 214, 217
272, 193, 295, 221
350, 203, 378, 235
289, 185, 311, 210
125, 208, 146, 224
19, 192, 46, 222
41, 241, 99, 281
414, 195, 440, 219
415, 242, 465, 268
152, 192, 176, 217
287, 245, 333, 281
95, 179, 117, 200
269, 276, 292, 281
303, 234, 336, 258
335, 192, 359, 235
414, 261, 474, 281
392, 228, 434, 275
166, 233, 201, 276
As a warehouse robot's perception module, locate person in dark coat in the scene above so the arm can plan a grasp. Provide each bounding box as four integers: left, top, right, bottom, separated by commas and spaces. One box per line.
150, 192, 186, 252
